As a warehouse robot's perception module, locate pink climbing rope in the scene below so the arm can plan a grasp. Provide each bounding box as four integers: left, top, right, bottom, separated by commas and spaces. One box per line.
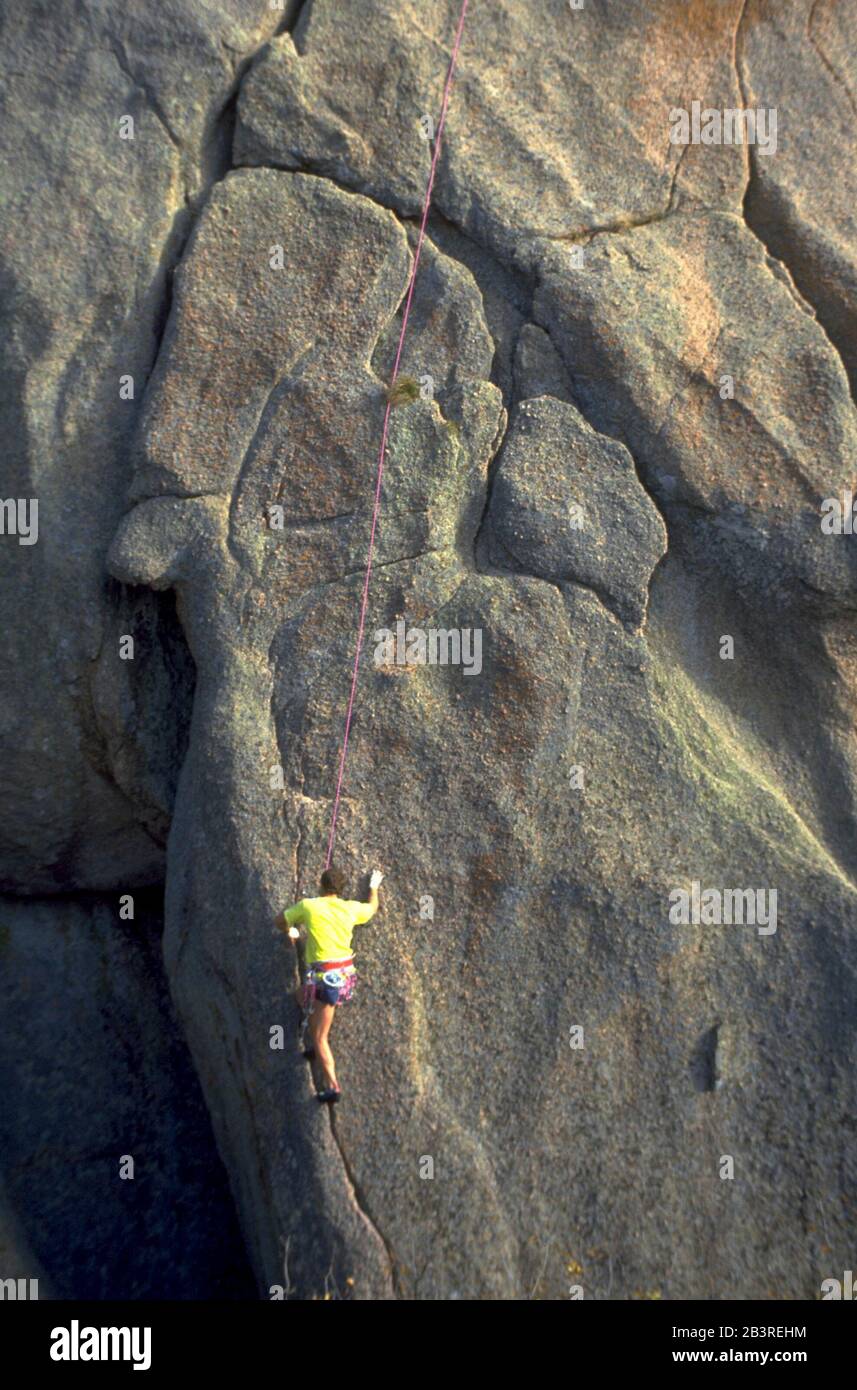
325, 0, 471, 868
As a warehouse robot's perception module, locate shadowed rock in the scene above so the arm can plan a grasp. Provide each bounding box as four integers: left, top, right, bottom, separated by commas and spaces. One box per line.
740, 0, 857, 396
0, 893, 253, 1299
512, 325, 576, 406
487, 396, 668, 628
0, 0, 281, 892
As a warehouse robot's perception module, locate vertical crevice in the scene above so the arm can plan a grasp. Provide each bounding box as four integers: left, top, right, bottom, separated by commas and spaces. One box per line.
736, 0, 857, 401
690, 1024, 721, 1094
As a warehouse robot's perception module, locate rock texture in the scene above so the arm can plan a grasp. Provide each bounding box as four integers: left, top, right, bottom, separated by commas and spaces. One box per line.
3, 0, 857, 1300
487, 396, 667, 627
0, 893, 253, 1298
0, 0, 283, 1295
740, 0, 857, 396
0, 0, 280, 892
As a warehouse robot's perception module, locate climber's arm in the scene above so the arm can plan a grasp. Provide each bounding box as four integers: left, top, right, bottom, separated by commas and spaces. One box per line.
358, 869, 383, 923
279, 902, 305, 941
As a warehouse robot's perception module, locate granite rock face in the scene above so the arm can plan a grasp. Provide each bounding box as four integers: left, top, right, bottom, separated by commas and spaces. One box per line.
3, 0, 857, 1300
0, 0, 287, 1296
0, 0, 280, 892
0, 893, 254, 1299
234, 0, 750, 267
487, 396, 668, 628
534, 213, 857, 607
740, 0, 857, 396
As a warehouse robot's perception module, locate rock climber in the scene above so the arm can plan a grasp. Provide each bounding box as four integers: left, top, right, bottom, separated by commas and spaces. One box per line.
277, 866, 383, 1104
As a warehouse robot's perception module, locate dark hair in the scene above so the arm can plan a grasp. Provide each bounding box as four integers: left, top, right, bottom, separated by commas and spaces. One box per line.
320, 867, 346, 896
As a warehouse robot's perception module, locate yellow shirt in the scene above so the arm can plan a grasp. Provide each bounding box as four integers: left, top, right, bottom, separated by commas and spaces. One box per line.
283, 896, 375, 965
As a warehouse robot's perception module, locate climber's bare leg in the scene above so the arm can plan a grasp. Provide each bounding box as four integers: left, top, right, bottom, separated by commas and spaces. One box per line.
308, 1003, 338, 1091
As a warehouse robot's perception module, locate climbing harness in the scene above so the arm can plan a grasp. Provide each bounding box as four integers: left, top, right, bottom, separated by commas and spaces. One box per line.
299, 957, 357, 1049
305, 964, 357, 1008
323, 0, 471, 869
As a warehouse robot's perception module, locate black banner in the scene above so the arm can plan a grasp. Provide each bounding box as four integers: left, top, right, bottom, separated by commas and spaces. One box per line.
1, 1297, 850, 1376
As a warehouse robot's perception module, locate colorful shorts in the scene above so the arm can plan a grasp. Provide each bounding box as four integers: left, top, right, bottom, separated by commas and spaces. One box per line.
303, 962, 357, 1009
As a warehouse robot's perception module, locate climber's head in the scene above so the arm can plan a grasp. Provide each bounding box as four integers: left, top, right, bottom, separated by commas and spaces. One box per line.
320, 866, 346, 897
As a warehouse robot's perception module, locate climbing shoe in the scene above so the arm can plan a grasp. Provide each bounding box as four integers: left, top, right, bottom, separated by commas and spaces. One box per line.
316, 1087, 341, 1105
